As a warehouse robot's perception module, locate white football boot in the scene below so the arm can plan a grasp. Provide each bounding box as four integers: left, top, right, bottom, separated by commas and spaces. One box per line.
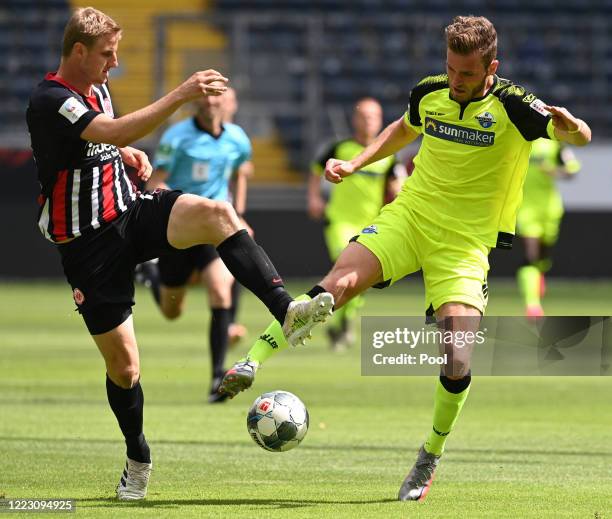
116, 458, 152, 501
282, 293, 334, 346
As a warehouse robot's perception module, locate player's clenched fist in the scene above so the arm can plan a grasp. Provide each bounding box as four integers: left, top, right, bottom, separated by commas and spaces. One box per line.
181, 70, 228, 100
325, 159, 356, 184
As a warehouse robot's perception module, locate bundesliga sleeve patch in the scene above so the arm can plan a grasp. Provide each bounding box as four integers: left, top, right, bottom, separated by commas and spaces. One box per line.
528, 98, 550, 117
58, 97, 89, 124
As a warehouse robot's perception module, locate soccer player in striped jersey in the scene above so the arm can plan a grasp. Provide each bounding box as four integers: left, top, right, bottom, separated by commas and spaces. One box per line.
516, 139, 581, 317
26, 7, 332, 501
221, 15, 591, 502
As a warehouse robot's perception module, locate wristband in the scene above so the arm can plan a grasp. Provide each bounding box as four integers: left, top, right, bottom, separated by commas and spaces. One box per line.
567, 121, 583, 134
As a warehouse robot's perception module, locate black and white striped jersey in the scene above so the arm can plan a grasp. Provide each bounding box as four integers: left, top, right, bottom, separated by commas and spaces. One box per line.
26, 73, 136, 243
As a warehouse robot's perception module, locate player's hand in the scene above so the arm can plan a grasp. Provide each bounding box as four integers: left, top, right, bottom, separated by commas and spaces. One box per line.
182, 70, 228, 100
325, 159, 355, 184
307, 195, 325, 220
544, 105, 581, 133
120, 146, 152, 181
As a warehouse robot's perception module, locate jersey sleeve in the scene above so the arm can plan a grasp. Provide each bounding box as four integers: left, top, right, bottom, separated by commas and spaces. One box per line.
403, 74, 449, 133
310, 142, 338, 176
499, 86, 556, 141
37, 87, 100, 140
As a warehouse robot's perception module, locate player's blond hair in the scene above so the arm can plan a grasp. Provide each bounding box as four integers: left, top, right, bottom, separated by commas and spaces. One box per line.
62, 7, 121, 57
445, 16, 497, 68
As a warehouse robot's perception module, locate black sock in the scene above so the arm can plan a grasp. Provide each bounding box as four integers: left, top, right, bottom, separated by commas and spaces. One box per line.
229, 281, 242, 324
439, 371, 472, 394
307, 285, 335, 310
210, 308, 231, 381
217, 230, 293, 323
306, 285, 326, 299
106, 375, 151, 463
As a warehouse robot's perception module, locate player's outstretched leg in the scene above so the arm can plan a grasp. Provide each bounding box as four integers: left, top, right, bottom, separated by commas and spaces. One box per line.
220, 242, 383, 398
220, 289, 334, 398
167, 195, 334, 344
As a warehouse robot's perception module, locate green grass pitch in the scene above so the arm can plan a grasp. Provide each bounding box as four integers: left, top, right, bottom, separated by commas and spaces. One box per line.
1, 279, 611, 518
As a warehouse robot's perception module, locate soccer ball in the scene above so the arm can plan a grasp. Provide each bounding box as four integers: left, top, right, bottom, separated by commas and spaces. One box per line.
247, 390, 309, 452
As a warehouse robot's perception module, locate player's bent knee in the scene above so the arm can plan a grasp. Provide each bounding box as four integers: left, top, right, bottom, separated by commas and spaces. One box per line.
197, 200, 240, 245
110, 365, 140, 389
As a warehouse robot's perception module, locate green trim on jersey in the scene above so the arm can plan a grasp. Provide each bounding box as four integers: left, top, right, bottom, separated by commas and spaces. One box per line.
311, 138, 397, 226
402, 74, 556, 249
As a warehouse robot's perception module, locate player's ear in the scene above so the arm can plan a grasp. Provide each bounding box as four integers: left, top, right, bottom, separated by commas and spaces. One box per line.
487, 59, 499, 76
72, 42, 87, 59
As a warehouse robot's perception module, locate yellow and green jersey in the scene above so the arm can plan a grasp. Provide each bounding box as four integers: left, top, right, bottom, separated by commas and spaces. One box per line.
311, 139, 400, 226
521, 138, 580, 210
402, 74, 557, 249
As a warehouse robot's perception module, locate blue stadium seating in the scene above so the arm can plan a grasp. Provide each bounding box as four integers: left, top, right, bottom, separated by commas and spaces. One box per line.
214, 1, 611, 167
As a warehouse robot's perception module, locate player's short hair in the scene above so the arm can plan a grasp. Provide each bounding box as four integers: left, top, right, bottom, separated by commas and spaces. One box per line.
445, 15, 497, 68
62, 7, 121, 57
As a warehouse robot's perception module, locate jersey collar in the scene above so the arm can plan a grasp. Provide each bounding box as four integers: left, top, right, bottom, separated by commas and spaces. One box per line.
452, 75, 498, 119
192, 117, 225, 139
45, 72, 85, 95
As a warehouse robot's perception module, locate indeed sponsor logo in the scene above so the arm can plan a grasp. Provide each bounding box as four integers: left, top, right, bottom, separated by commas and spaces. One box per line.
424, 117, 495, 147
86, 142, 119, 158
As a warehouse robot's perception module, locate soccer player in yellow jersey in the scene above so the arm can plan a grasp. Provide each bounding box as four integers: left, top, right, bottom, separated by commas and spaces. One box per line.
221, 15, 591, 500
516, 139, 581, 317
308, 98, 405, 350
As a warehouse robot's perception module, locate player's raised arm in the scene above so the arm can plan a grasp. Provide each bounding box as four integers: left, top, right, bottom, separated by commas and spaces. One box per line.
81, 70, 228, 147
325, 117, 418, 184
545, 105, 591, 146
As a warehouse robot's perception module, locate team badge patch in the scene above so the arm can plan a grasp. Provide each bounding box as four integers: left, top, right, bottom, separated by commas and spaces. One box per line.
73, 288, 85, 306
362, 225, 378, 234
529, 98, 550, 117
475, 111, 496, 129
58, 97, 88, 124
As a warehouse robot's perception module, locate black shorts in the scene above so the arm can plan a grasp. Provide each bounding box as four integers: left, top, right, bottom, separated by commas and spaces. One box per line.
158, 244, 219, 287
57, 189, 182, 334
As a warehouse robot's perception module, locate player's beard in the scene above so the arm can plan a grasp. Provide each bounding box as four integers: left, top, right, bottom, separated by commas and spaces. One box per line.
452, 75, 489, 103
468, 75, 488, 100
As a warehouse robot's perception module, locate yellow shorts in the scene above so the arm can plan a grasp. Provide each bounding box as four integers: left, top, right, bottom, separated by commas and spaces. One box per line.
355, 198, 490, 314
516, 202, 564, 246
324, 221, 362, 261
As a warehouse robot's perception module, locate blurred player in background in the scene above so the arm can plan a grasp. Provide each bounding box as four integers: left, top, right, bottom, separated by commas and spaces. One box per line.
307, 98, 405, 350
138, 87, 251, 346
220, 15, 591, 502
516, 139, 581, 317
26, 7, 332, 501
145, 85, 253, 403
